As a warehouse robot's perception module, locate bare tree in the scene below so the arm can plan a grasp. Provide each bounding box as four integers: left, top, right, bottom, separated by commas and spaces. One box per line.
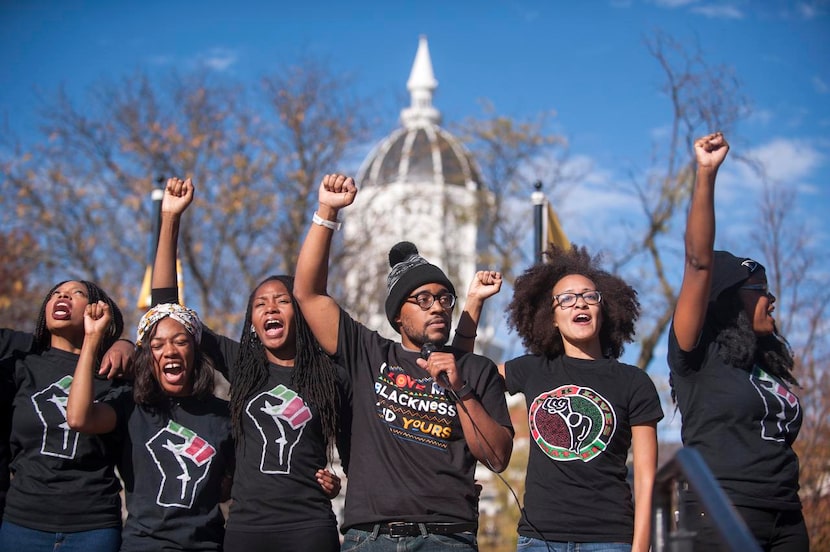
0, 229, 43, 329
455, 100, 570, 278
753, 181, 830, 549
0, 62, 371, 336
607, 30, 747, 370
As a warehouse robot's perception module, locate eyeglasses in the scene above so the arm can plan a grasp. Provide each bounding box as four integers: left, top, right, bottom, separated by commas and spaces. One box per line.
552, 290, 602, 309
406, 291, 456, 310
740, 283, 770, 295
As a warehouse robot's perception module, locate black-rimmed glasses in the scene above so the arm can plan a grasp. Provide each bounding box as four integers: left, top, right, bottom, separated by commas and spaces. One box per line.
740, 283, 770, 295
552, 290, 602, 309
406, 291, 456, 310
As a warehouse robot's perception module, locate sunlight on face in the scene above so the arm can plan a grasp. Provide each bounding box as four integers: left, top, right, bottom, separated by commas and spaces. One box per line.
551, 274, 603, 359
251, 279, 297, 365
45, 281, 90, 332
149, 317, 196, 396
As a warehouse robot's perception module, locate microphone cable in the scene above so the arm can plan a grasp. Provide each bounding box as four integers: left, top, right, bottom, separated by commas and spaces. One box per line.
421, 342, 552, 551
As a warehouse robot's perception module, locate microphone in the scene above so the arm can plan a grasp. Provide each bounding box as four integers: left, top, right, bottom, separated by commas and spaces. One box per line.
420, 342, 451, 388
420, 341, 438, 360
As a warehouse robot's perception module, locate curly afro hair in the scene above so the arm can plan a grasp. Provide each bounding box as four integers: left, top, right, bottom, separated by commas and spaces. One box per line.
507, 245, 640, 359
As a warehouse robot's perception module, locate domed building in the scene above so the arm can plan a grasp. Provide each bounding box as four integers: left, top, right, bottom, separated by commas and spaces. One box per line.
342, 36, 495, 341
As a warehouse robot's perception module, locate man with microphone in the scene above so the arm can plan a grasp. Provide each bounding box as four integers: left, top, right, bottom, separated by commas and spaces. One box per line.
294, 173, 513, 551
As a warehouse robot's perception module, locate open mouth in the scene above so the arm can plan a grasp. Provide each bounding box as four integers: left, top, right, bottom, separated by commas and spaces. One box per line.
264, 318, 284, 338
161, 362, 186, 385
573, 313, 591, 324
52, 301, 72, 320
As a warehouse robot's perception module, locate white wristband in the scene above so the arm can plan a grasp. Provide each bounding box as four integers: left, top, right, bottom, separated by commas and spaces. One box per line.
312, 212, 341, 231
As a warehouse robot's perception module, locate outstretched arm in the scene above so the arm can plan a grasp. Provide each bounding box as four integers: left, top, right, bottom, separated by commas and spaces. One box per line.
153, 177, 194, 291
452, 270, 502, 352
294, 174, 357, 355
66, 302, 118, 434
673, 132, 729, 351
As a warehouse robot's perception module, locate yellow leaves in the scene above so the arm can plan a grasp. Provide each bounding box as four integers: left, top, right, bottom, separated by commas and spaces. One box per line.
232, 153, 247, 170
40, 210, 54, 224
123, 195, 142, 211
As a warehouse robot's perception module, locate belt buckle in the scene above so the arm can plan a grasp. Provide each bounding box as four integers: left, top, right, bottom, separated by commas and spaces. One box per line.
387, 522, 411, 538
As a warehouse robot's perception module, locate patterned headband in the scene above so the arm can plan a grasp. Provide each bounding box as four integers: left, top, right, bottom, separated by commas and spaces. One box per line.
136, 303, 203, 347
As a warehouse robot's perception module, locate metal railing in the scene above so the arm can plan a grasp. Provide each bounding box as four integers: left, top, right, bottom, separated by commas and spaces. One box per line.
652, 447, 761, 552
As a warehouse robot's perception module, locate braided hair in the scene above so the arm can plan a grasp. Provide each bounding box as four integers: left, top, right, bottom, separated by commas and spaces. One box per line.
231, 275, 340, 460
507, 245, 640, 359
34, 280, 124, 358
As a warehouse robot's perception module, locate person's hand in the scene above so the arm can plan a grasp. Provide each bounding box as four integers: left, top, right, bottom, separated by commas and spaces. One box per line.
83, 302, 111, 338
162, 177, 195, 217
318, 174, 357, 211
467, 270, 502, 302
316, 468, 342, 499
694, 132, 729, 170
417, 351, 463, 391
99, 339, 135, 379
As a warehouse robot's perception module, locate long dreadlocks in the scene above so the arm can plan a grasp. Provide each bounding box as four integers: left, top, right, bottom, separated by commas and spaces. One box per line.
230, 275, 340, 461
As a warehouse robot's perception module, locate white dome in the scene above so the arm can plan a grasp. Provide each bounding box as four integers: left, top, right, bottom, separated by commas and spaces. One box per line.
357, 124, 480, 189
357, 35, 479, 190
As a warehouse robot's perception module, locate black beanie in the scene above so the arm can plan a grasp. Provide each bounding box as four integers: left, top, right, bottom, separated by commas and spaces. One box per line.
710, 250, 765, 303
385, 241, 455, 332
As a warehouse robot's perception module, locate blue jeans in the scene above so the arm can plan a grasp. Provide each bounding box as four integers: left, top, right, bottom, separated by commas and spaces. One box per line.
0, 520, 121, 552
342, 528, 477, 551
516, 536, 631, 552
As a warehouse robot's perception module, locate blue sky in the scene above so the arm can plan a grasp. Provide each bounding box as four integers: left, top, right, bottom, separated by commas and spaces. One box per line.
2, 0, 827, 238
2, 0, 828, 438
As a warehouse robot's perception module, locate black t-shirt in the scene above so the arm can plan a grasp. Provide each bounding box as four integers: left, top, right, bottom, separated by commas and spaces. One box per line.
0, 330, 35, 517
667, 324, 802, 510
193, 318, 352, 533
107, 389, 233, 551
226, 363, 344, 532
335, 309, 513, 531
0, 330, 33, 360
505, 354, 663, 543
3, 345, 123, 531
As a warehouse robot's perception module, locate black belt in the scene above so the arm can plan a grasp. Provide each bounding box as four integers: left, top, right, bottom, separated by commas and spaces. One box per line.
352, 521, 477, 537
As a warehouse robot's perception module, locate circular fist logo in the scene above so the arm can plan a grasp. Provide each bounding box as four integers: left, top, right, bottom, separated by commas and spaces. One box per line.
528, 385, 616, 462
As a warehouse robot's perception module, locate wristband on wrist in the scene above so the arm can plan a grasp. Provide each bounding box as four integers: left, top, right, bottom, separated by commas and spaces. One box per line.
454, 329, 477, 339
312, 212, 341, 231
455, 381, 473, 399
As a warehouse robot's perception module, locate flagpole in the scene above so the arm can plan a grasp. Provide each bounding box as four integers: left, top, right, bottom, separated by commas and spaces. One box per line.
137, 178, 165, 311
151, 185, 164, 253
532, 180, 545, 264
